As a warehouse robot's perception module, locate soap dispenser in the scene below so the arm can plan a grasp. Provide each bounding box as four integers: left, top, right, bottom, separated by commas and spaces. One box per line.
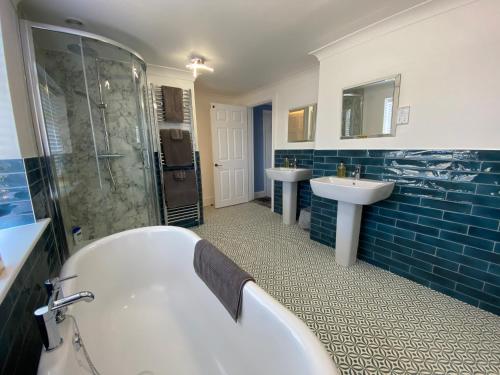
337, 161, 346, 177
284, 157, 290, 168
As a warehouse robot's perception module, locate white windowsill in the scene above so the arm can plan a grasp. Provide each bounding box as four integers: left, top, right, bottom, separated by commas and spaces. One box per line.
0, 218, 51, 305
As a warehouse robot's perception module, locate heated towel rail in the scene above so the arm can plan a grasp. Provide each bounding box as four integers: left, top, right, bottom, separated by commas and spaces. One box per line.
150, 85, 202, 227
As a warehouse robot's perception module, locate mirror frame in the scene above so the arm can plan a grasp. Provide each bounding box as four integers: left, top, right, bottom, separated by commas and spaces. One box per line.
340, 74, 401, 140
287, 103, 317, 143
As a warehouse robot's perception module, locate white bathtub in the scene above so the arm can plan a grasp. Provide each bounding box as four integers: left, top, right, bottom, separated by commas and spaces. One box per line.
37, 226, 338, 375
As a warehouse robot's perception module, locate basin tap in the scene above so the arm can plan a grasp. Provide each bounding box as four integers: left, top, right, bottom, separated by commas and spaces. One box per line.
354, 164, 361, 180
34, 276, 94, 351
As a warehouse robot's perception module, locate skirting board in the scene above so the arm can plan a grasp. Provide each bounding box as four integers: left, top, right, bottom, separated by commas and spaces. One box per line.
254, 191, 267, 199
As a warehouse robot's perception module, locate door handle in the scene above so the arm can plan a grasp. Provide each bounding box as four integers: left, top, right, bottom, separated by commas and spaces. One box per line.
214, 163, 221, 167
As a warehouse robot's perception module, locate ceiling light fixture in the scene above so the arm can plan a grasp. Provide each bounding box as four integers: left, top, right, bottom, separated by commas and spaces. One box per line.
186, 57, 214, 78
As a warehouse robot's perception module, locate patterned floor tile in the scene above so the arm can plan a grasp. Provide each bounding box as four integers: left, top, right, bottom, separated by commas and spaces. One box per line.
194, 202, 500, 374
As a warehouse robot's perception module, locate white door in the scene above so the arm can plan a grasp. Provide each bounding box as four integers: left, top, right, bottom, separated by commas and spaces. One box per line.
263, 109, 273, 197
210, 103, 249, 208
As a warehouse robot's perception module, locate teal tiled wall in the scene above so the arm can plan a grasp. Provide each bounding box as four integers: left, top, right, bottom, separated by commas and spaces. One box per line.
273, 150, 314, 217
0, 224, 62, 374
275, 149, 500, 315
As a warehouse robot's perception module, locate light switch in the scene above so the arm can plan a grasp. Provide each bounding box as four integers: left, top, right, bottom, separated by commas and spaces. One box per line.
397, 106, 410, 125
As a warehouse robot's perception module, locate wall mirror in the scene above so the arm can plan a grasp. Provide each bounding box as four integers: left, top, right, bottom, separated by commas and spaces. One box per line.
288, 104, 316, 142
341, 74, 401, 139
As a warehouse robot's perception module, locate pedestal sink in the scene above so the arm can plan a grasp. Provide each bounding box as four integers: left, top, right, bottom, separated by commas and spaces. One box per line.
266, 168, 312, 225
310, 176, 394, 266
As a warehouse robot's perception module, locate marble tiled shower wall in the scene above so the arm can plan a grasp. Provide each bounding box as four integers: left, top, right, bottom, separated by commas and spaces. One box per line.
0, 225, 61, 374
0, 159, 35, 229
36, 49, 152, 243
275, 149, 500, 315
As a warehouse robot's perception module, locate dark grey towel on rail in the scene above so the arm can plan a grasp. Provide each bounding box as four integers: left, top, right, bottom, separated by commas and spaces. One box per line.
163, 170, 198, 208
159, 129, 193, 167
161, 86, 184, 123
193, 239, 255, 321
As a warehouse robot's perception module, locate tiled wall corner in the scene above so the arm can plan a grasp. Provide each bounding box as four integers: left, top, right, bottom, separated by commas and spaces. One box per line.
24, 157, 49, 220
154, 151, 166, 225
0, 224, 61, 374
195, 151, 204, 225
157, 151, 204, 228
300, 149, 500, 315
24, 157, 69, 264
273, 149, 314, 217
0, 159, 35, 229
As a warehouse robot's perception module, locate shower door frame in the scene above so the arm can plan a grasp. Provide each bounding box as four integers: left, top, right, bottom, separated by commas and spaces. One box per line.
20, 20, 162, 250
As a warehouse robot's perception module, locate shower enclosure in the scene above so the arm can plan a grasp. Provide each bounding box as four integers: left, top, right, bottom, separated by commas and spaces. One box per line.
22, 22, 160, 253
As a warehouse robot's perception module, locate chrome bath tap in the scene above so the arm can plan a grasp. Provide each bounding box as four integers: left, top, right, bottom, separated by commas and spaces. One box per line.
35, 275, 94, 351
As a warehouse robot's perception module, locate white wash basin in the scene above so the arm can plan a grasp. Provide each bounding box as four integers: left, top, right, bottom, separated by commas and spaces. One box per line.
310, 176, 394, 205
310, 176, 394, 266
266, 168, 312, 225
265, 167, 312, 182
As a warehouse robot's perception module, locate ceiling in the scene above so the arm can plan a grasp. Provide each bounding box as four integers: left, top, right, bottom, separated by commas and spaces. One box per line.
19, 0, 426, 95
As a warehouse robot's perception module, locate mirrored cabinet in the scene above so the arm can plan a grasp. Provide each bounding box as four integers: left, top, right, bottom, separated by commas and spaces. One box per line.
288, 104, 317, 142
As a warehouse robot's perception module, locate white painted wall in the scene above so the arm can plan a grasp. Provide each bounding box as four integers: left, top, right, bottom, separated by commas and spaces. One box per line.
0, 17, 21, 159
194, 84, 240, 206
147, 65, 199, 149
313, 0, 500, 150
194, 68, 319, 206
238, 67, 319, 151
0, 0, 38, 158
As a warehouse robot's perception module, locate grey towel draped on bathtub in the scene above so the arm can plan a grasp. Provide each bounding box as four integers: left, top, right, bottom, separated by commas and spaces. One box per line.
193, 239, 255, 321
163, 170, 198, 208
160, 129, 193, 167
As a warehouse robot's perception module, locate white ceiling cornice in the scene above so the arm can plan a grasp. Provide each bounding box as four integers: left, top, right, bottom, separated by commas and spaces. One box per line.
19, 0, 433, 93
147, 64, 196, 83
309, 0, 478, 61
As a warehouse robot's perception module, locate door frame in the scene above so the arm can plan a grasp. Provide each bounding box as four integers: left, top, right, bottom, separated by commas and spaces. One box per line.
247, 96, 275, 210
210, 102, 250, 208
262, 109, 273, 198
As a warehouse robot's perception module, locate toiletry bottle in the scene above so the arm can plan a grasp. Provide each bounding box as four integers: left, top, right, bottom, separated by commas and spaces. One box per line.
284, 157, 290, 168
293, 157, 298, 168
337, 161, 346, 177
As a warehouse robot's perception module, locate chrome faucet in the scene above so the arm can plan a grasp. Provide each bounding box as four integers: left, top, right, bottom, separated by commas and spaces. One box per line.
35, 275, 94, 351
353, 164, 361, 179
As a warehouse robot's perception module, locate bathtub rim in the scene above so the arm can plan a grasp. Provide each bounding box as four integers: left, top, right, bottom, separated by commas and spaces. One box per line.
58, 225, 338, 374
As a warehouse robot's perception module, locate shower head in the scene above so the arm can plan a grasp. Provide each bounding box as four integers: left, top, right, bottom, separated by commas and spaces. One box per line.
67, 44, 98, 58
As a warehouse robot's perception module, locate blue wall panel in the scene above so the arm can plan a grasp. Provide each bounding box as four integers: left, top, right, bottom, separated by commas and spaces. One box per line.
253, 104, 272, 193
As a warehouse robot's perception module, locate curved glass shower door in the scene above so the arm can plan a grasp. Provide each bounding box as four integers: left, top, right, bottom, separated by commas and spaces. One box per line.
31, 27, 159, 253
